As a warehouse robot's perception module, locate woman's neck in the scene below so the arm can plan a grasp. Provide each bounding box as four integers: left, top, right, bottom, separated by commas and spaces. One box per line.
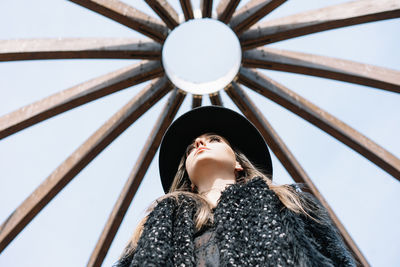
197, 177, 236, 208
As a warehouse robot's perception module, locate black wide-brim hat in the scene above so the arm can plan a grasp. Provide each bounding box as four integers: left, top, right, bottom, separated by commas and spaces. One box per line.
159, 106, 272, 193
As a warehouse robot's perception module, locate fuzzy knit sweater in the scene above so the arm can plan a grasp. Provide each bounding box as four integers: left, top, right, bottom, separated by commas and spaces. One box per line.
116, 177, 356, 266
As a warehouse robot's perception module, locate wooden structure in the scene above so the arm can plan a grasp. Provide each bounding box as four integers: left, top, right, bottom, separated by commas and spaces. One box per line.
1, 0, 400, 266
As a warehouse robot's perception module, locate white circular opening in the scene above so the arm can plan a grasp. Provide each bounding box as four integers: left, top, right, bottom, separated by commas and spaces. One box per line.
162, 18, 241, 95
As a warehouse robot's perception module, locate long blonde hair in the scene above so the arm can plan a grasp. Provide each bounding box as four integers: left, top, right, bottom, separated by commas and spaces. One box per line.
122, 145, 312, 256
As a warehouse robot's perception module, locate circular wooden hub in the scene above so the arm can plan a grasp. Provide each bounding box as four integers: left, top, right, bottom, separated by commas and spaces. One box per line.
162, 18, 241, 94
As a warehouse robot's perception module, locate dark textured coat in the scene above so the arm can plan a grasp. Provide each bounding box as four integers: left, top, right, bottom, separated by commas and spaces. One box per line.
116, 177, 356, 266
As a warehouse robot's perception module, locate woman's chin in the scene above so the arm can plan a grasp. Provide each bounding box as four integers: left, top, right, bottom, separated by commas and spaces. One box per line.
192, 156, 226, 169
190, 160, 234, 178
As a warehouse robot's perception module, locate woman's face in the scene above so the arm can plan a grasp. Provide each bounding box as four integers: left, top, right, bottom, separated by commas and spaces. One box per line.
185, 133, 242, 185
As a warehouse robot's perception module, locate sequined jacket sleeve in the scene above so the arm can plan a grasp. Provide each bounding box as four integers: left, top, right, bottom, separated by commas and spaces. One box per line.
115, 197, 177, 267
299, 191, 356, 266
115, 195, 197, 267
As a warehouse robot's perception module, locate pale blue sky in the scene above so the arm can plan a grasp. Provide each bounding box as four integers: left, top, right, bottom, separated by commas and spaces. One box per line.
0, 1, 399, 266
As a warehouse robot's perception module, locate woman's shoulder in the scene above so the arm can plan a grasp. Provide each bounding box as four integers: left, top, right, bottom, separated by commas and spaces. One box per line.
287, 184, 334, 226
143, 194, 180, 219
148, 192, 198, 214
288, 183, 304, 193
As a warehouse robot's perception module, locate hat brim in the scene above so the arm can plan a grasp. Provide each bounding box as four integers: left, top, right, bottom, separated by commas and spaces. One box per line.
159, 106, 272, 193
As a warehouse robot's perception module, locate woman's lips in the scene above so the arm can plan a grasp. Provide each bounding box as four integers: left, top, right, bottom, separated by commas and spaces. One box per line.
195, 147, 210, 155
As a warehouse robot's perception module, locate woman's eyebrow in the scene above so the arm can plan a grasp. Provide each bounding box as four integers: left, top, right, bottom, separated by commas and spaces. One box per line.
186, 142, 194, 150
186, 134, 228, 147
204, 133, 220, 139
207, 134, 231, 145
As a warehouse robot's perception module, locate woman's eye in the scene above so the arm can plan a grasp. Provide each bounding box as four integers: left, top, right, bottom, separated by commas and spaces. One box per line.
186, 144, 195, 156
209, 136, 221, 142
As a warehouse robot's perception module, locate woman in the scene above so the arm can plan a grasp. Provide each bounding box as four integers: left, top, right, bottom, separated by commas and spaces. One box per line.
115, 106, 356, 266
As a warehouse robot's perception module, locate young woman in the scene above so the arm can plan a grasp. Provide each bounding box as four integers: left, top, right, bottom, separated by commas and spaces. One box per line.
115, 106, 356, 266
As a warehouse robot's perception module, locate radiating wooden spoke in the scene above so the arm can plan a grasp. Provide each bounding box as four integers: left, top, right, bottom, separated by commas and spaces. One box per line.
0, 38, 161, 61
0, 61, 163, 140
230, 0, 286, 35
225, 82, 369, 267
238, 68, 400, 181
87, 89, 185, 267
216, 0, 241, 23
226, 82, 311, 184
144, 0, 179, 29
201, 0, 213, 18
209, 92, 223, 106
180, 0, 194, 21
69, 0, 168, 43
243, 47, 400, 93
192, 94, 203, 108
0, 77, 173, 253
240, 0, 400, 49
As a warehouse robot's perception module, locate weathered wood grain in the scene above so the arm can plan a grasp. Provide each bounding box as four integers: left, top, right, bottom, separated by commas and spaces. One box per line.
0, 61, 163, 140
69, 0, 168, 42
0, 38, 161, 61
243, 47, 400, 93
241, 0, 400, 49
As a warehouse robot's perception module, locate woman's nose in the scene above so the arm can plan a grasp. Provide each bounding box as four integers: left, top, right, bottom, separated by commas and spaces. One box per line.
194, 138, 206, 148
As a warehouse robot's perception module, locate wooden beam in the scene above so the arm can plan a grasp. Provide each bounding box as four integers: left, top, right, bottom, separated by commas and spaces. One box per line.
226, 81, 310, 184
238, 68, 400, 181
240, 0, 400, 49
87, 89, 186, 267
0, 77, 173, 253
192, 94, 203, 108
225, 82, 370, 267
243, 47, 400, 94
69, 0, 168, 43
0, 38, 161, 61
209, 92, 223, 106
216, 0, 241, 23
201, 0, 213, 18
0, 61, 163, 140
144, 0, 180, 29
230, 0, 286, 35
180, 0, 194, 21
